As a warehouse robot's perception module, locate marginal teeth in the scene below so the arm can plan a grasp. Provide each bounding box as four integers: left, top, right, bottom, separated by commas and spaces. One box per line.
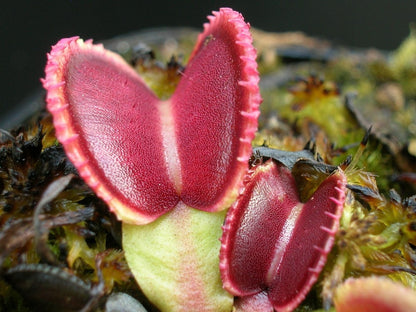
47, 81, 66, 90
329, 197, 344, 206
239, 137, 252, 143
61, 134, 79, 144
72, 159, 88, 168
308, 266, 322, 274
240, 110, 260, 118
325, 210, 339, 220
47, 103, 69, 113
53, 122, 69, 131
237, 155, 250, 163
313, 245, 328, 255
320, 225, 337, 235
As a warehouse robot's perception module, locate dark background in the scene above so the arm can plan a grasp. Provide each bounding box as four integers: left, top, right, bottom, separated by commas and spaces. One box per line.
1, 1, 416, 128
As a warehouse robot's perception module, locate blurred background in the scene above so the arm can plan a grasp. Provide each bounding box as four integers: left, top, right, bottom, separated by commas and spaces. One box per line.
1, 0, 416, 128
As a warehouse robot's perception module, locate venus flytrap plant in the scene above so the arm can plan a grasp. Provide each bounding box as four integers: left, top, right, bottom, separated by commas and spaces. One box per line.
43, 8, 260, 312
220, 156, 347, 312
334, 277, 416, 312
41, 6, 410, 312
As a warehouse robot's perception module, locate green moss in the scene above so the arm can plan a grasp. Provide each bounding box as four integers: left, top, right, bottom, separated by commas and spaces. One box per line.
391, 27, 416, 98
